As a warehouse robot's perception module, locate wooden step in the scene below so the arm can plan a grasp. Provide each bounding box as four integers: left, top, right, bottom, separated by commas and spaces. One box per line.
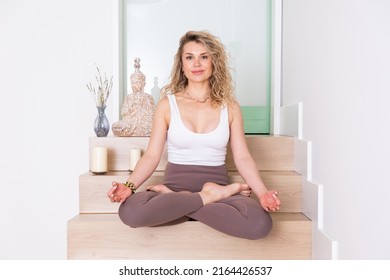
89, 135, 294, 172
67, 213, 311, 260
79, 171, 302, 214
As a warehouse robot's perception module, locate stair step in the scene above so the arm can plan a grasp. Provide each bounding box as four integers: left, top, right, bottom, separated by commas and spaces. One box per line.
89, 135, 294, 172
79, 171, 302, 214
67, 213, 311, 260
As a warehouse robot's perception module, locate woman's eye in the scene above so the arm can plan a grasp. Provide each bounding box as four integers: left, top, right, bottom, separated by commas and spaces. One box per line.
202, 55, 209, 59
185, 56, 192, 60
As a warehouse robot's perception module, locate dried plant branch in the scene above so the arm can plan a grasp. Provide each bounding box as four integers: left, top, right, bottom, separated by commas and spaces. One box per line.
86, 65, 113, 107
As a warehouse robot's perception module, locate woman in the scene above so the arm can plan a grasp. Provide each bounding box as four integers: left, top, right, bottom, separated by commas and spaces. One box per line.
107, 30, 281, 240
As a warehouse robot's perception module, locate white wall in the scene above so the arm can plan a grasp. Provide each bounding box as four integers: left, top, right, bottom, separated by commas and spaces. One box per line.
2, 0, 389, 261
282, 0, 390, 259
0, 0, 114, 259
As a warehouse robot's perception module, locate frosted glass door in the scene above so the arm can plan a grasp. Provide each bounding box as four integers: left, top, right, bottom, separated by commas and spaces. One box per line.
122, 0, 271, 134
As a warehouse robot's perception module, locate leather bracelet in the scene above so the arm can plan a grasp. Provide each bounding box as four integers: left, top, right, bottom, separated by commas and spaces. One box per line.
124, 181, 136, 194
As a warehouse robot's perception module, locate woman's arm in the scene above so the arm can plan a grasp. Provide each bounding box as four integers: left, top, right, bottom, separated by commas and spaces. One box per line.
108, 97, 170, 202
228, 101, 280, 211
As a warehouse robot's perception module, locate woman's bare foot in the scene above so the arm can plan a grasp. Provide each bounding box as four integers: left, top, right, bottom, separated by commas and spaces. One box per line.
146, 184, 173, 194
239, 189, 252, 197
199, 182, 250, 205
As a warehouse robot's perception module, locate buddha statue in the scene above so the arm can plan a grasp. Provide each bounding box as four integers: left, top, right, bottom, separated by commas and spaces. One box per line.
112, 58, 155, 137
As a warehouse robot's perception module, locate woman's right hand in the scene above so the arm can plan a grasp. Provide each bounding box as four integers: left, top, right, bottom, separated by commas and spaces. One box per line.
107, 181, 132, 203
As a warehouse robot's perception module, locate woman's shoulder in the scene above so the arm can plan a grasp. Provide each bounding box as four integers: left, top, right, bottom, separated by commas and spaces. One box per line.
157, 92, 180, 103
226, 100, 241, 113
226, 100, 242, 124
152, 95, 171, 126
155, 95, 170, 110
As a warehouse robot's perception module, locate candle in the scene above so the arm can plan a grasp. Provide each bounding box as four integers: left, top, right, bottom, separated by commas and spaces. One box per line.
129, 148, 141, 171
91, 147, 108, 174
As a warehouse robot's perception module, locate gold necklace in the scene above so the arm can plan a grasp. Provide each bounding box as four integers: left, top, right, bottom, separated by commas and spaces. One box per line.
186, 92, 210, 103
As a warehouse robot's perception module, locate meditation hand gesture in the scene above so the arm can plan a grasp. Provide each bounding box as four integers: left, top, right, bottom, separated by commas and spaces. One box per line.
259, 191, 281, 212
107, 181, 133, 203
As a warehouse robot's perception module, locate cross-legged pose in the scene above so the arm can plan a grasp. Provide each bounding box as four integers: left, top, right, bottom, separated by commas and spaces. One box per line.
107, 30, 281, 240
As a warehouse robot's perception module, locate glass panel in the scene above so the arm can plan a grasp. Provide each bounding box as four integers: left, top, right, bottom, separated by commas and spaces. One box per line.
123, 0, 271, 134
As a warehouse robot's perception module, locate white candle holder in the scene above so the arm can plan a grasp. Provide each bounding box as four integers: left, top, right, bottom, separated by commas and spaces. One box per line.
91, 147, 108, 175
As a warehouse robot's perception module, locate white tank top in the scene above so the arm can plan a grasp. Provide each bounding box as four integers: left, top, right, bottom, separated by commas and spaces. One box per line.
167, 94, 229, 166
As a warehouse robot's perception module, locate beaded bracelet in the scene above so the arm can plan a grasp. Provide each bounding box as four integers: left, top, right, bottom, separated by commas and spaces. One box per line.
124, 181, 136, 194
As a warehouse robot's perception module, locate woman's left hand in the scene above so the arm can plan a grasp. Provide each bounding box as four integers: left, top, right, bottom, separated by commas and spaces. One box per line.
259, 190, 281, 212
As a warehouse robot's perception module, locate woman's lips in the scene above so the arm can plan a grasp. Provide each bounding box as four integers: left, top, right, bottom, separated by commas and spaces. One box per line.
192, 70, 204, 75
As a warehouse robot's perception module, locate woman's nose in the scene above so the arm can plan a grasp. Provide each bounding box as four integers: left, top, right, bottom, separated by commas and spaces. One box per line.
193, 57, 201, 67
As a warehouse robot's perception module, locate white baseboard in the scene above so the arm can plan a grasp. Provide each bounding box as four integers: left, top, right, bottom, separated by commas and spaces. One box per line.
303, 179, 337, 259
285, 104, 337, 260
280, 103, 302, 139
313, 226, 339, 260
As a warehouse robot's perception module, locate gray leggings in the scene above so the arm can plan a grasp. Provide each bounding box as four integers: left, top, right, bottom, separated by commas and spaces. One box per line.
118, 162, 272, 240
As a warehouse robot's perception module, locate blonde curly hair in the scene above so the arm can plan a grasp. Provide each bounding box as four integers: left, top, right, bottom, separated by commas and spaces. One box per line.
161, 30, 236, 107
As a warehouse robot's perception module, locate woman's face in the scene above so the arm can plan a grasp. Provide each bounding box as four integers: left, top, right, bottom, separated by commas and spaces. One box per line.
181, 41, 213, 84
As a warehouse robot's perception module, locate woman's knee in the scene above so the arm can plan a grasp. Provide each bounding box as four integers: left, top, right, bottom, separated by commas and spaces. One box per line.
118, 197, 145, 228
246, 212, 273, 240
